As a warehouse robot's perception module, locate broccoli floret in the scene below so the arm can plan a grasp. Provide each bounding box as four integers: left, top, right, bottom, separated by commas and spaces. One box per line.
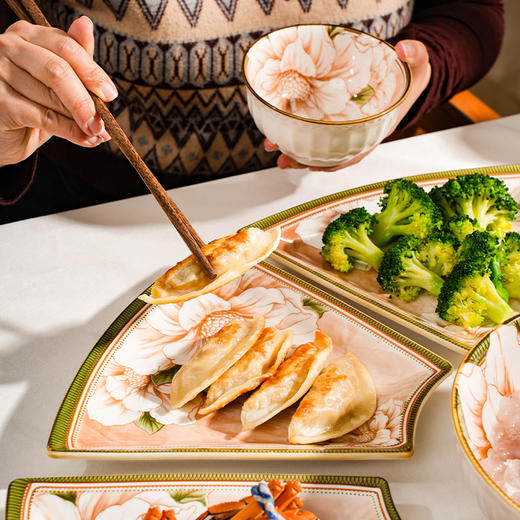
321, 208, 384, 273
443, 215, 482, 242
436, 261, 514, 328
417, 232, 459, 278
502, 231, 520, 298
377, 236, 444, 302
430, 173, 518, 236
458, 230, 509, 301
371, 179, 442, 246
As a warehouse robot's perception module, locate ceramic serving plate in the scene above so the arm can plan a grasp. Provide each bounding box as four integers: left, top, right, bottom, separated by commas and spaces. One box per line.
6, 473, 402, 520
245, 164, 520, 353
47, 263, 450, 460
452, 322, 520, 519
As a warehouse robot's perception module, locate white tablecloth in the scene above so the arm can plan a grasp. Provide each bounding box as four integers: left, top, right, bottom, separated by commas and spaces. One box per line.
2, 114, 520, 519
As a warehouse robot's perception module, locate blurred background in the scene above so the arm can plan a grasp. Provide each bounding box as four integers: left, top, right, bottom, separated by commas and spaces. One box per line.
472, 0, 520, 115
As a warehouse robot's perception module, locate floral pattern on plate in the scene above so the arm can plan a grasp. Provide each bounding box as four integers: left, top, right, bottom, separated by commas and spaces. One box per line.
48, 264, 450, 459
7, 474, 402, 520
246, 167, 520, 352
457, 324, 520, 507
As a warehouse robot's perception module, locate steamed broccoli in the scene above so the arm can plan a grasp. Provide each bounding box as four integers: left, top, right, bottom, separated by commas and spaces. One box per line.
436, 260, 515, 328
417, 232, 459, 278
321, 208, 384, 273
458, 230, 508, 301
371, 179, 442, 247
430, 173, 518, 236
377, 236, 444, 302
502, 231, 520, 298
443, 215, 482, 242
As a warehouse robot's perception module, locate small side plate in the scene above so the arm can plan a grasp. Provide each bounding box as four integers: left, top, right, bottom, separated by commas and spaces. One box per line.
6, 473, 402, 520
47, 263, 450, 459
244, 164, 520, 352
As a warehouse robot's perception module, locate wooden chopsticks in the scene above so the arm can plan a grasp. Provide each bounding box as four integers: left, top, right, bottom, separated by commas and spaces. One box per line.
4, 0, 217, 280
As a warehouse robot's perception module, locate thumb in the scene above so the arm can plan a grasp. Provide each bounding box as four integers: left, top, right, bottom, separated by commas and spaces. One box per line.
395, 39, 429, 71
68, 16, 95, 57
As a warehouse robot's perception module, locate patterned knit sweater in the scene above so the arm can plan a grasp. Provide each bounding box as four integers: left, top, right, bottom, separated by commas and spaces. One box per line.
37, 0, 413, 187
0, 0, 505, 203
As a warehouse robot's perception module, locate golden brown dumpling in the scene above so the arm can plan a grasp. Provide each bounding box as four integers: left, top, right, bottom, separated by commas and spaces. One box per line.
288, 353, 376, 444
170, 315, 264, 409
198, 327, 292, 416
241, 331, 332, 431
139, 227, 280, 305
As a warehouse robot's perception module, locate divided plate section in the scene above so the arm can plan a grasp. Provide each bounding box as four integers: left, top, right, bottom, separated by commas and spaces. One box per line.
48, 263, 450, 459
245, 165, 520, 352
6, 473, 402, 520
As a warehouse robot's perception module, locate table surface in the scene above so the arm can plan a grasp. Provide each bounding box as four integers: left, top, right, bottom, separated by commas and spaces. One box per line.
2, 114, 520, 520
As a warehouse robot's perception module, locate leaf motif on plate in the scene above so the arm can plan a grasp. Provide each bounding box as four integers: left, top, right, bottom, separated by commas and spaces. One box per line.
302, 297, 327, 318
151, 365, 180, 386
135, 412, 164, 434
52, 492, 77, 504
171, 489, 207, 505
328, 25, 346, 39
351, 85, 375, 107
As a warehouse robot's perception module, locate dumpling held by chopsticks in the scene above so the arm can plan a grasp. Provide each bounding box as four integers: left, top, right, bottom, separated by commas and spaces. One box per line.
140, 227, 280, 305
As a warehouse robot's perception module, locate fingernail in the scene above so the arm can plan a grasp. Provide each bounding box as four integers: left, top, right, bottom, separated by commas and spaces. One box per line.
101, 81, 118, 101
86, 116, 104, 136
80, 15, 93, 26
400, 42, 415, 60
100, 130, 111, 142
86, 135, 102, 145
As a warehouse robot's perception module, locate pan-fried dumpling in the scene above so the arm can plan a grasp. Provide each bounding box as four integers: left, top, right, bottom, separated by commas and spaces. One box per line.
198, 327, 292, 416
139, 227, 280, 305
241, 331, 332, 431
288, 353, 376, 444
170, 315, 264, 409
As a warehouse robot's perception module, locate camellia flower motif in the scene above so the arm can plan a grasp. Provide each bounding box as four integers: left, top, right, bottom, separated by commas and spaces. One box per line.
86, 359, 202, 427
246, 25, 400, 121
344, 398, 403, 446
459, 324, 520, 504
87, 270, 318, 428
30, 490, 206, 520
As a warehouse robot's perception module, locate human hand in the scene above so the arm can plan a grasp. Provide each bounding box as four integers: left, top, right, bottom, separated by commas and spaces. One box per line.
266, 39, 431, 171
0, 16, 117, 167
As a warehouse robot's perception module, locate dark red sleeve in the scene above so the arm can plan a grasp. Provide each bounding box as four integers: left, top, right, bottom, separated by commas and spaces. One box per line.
388, 0, 504, 127
0, 2, 35, 206
0, 154, 37, 205
0, 1, 15, 31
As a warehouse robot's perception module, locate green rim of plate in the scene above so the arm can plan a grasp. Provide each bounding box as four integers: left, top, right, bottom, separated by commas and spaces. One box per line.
6, 473, 401, 520
47, 263, 451, 458
242, 164, 520, 351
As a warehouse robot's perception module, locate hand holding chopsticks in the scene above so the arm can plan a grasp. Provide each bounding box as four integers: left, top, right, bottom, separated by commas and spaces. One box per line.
3, 0, 217, 280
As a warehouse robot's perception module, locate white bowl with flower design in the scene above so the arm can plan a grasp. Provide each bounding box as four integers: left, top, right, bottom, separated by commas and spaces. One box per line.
452, 322, 520, 520
242, 24, 411, 167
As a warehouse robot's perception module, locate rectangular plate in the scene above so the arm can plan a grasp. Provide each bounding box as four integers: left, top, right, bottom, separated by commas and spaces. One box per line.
245, 165, 520, 352
47, 263, 450, 459
6, 473, 402, 520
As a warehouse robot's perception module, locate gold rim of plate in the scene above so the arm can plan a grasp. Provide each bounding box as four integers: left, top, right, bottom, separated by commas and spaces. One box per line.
47, 263, 451, 460
242, 164, 520, 352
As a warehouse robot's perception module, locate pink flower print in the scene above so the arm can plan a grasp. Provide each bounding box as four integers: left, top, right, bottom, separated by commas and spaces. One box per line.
87, 360, 201, 427
30, 490, 206, 520
247, 26, 348, 120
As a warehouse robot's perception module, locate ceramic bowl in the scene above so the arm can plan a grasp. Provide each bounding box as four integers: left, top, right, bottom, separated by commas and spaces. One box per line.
242, 24, 411, 168
452, 322, 520, 520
